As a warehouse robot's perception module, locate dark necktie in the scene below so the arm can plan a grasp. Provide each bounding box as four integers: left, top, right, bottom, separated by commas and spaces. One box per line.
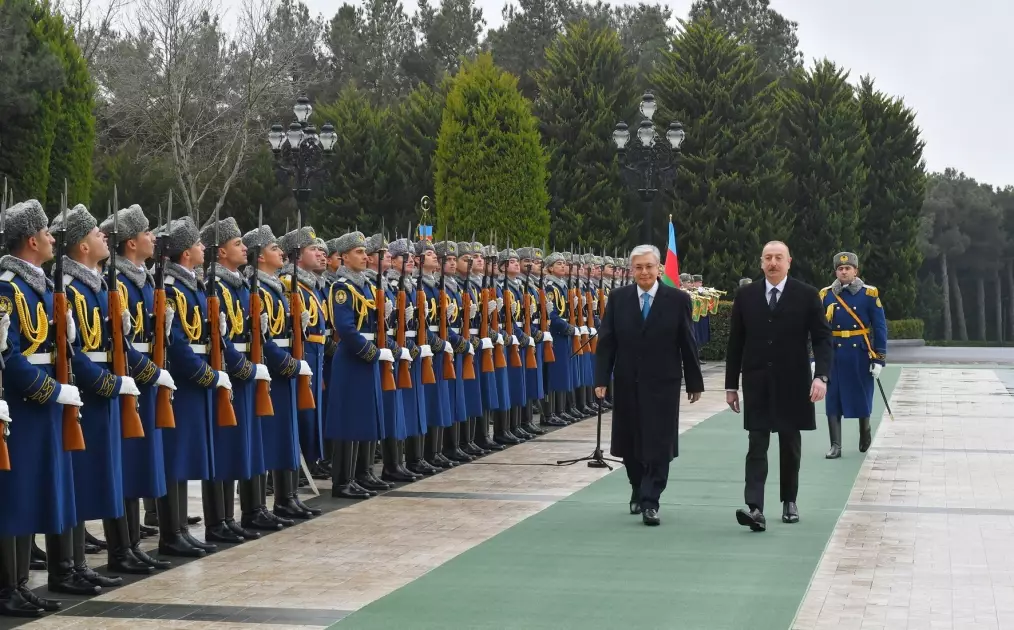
769, 287, 779, 310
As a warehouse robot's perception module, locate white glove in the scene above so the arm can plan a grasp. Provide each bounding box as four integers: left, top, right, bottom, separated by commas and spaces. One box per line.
510, 335, 519, 346
378, 348, 395, 363
56, 384, 84, 407
495, 333, 504, 345
121, 310, 133, 337
165, 306, 175, 337
0, 312, 10, 353
543, 331, 554, 343
810, 361, 816, 378
66, 309, 77, 344
0, 400, 11, 427
527, 336, 535, 347
155, 369, 177, 391
216, 371, 232, 391
487, 300, 497, 314
481, 337, 494, 350
468, 302, 478, 319
419, 344, 434, 359
496, 297, 504, 311
260, 312, 269, 334
298, 360, 313, 376
446, 307, 455, 323
118, 376, 141, 397
219, 316, 227, 338
547, 301, 555, 314
399, 347, 412, 362
385, 299, 394, 319
871, 363, 883, 378
404, 304, 415, 323
443, 341, 453, 354
254, 364, 271, 381
300, 309, 310, 332
467, 342, 475, 355
590, 327, 597, 336
592, 299, 599, 311
580, 326, 590, 335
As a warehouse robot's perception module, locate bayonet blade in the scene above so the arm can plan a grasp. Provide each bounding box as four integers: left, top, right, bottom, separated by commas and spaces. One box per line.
168, 190, 173, 224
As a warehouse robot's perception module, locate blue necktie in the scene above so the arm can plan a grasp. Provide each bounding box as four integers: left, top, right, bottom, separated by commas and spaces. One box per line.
641, 292, 652, 320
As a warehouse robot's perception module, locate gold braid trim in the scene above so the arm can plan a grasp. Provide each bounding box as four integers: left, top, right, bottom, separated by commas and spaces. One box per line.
71, 287, 103, 351
95, 373, 117, 398
195, 365, 216, 387
134, 360, 158, 385
27, 375, 57, 404
221, 284, 244, 337
262, 289, 286, 337
11, 283, 48, 355
343, 284, 374, 331
174, 289, 202, 342
117, 281, 145, 339
299, 283, 321, 328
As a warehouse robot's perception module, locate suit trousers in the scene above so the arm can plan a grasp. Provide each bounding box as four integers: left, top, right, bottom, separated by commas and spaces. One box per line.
624, 458, 670, 511
744, 429, 801, 512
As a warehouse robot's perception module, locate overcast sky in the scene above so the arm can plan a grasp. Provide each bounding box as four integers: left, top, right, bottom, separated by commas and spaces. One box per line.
234, 0, 1014, 188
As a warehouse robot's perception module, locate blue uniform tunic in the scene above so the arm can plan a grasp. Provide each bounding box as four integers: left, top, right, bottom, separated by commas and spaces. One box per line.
503, 280, 528, 407
544, 278, 576, 394
284, 271, 326, 462
492, 284, 511, 411
473, 283, 499, 413
443, 280, 468, 424
65, 265, 127, 521
821, 283, 888, 419
162, 268, 221, 482
457, 276, 484, 418
256, 275, 301, 472
0, 263, 77, 536
325, 274, 385, 441
372, 273, 407, 441
115, 267, 168, 500
524, 279, 545, 402
420, 279, 457, 427
391, 276, 427, 437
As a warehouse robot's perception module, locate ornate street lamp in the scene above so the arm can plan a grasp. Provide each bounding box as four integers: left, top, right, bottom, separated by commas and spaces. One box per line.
613, 92, 684, 243
268, 96, 337, 205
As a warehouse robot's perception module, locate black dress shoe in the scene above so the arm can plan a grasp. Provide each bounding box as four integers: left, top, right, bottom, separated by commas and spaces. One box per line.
290, 495, 323, 517
158, 534, 207, 558
735, 507, 766, 532
130, 546, 172, 570
108, 551, 154, 575
242, 510, 285, 531
0, 588, 43, 617
782, 501, 799, 524
181, 529, 217, 553
225, 518, 261, 540
629, 489, 641, 515
75, 566, 123, 588
47, 572, 101, 595
205, 523, 244, 544
642, 508, 660, 526
260, 506, 294, 527
18, 585, 60, 612
139, 524, 158, 538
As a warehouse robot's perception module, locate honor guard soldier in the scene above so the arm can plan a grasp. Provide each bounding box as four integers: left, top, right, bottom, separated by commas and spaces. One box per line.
279, 227, 328, 481
435, 240, 473, 462
542, 252, 579, 424
159, 216, 235, 556
99, 205, 177, 572
517, 247, 549, 435
466, 241, 504, 451
455, 241, 490, 455
52, 203, 150, 584
820, 252, 888, 458
200, 217, 279, 542
326, 232, 393, 498
241, 226, 312, 525
0, 200, 85, 615
500, 247, 534, 440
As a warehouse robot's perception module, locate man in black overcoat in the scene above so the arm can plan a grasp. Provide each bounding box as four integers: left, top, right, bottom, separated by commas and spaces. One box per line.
594, 245, 704, 527
725, 241, 832, 531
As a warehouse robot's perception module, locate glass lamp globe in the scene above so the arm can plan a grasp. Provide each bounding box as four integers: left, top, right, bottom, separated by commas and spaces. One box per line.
293, 96, 312, 123
639, 92, 657, 121
637, 120, 655, 147
666, 122, 685, 150
612, 122, 630, 150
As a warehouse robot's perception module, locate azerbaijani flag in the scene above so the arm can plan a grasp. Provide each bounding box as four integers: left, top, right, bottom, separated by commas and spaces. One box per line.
661, 215, 680, 287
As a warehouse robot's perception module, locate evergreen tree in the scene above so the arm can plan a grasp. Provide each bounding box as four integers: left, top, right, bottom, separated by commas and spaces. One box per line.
857, 76, 925, 319
652, 18, 790, 289
391, 79, 450, 230
778, 59, 868, 287
533, 21, 637, 250
435, 53, 550, 245
688, 0, 802, 78
486, 0, 574, 99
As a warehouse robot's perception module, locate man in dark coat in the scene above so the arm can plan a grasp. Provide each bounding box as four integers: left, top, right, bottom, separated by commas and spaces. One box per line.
725, 241, 832, 531
594, 245, 704, 527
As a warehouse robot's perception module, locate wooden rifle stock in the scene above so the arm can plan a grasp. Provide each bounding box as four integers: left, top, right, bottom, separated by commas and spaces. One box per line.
207, 293, 237, 427
490, 285, 507, 368
504, 288, 522, 368
585, 287, 597, 354
109, 289, 145, 439
523, 291, 536, 369
568, 287, 581, 355
249, 289, 274, 416
395, 288, 412, 388
55, 292, 85, 451
376, 283, 396, 392
290, 289, 315, 411
460, 283, 475, 380
438, 289, 456, 379
539, 285, 555, 363
151, 288, 175, 428
416, 287, 436, 384
0, 362, 8, 470
478, 284, 493, 373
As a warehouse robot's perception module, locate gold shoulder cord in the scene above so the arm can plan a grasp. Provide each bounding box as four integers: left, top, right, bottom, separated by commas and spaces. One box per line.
346, 285, 374, 331
11, 283, 48, 355
262, 289, 285, 337
174, 289, 202, 342
221, 284, 244, 337
71, 288, 102, 351
301, 284, 321, 328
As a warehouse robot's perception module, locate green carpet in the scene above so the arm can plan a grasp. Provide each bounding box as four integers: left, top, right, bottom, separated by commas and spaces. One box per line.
335, 367, 901, 630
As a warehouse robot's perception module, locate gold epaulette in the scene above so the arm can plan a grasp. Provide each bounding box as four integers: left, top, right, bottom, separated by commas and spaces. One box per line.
865, 286, 879, 298
819, 286, 831, 300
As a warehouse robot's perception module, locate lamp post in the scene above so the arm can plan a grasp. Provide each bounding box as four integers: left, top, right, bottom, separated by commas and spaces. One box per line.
612, 92, 684, 244
268, 96, 337, 206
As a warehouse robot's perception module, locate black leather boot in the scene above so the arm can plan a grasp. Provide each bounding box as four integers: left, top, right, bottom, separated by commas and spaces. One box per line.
45, 531, 99, 596
556, 391, 577, 423
83, 529, 106, 554
405, 435, 440, 475
825, 415, 842, 459
859, 417, 872, 453
511, 407, 533, 440
540, 395, 565, 427
178, 481, 217, 554
157, 480, 206, 558
493, 410, 521, 445
426, 428, 455, 468
288, 480, 323, 517
124, 498, 170, 570
103, 517, 152, 575
356, 441, 393, 491
381, 438, 419, 482
461, 418, 486, 456
72, 524, 122, 588
256, 473, 293, 527
394, 440, 423, 478
272, 470, 315, 518
30, 538, 46, 571
225, 480, 261, 540
143, 498, 158, 526
203, 481, 243, 544
241, 476, 283, 531
0, 537, 42, 617
522, 401, 545, 435
14, 536, 59, 612
443, 424, 473, 462
566, 390, 582, 420
474, 412, 504, 451
330, 443, 371, 499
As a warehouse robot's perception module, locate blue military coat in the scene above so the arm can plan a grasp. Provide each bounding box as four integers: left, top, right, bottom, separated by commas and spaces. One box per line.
325, 273, 385, 441
255, 271, 300, 472
370, 271, 407, 441
457, 275, 484, 418
162, 264, 222, 482
0, 260, 77, 536
442, 278, 468, 424
391, 274, 427, 438
524, 278, 545, 402
503, 279, 528, 407
419, 277, 459, 427
284, 269, 325, 461
544, 276, 576, 394
821, 282, 888, 418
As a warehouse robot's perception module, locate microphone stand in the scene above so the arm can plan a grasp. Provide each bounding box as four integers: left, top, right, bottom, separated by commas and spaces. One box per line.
554, 331, 621, 470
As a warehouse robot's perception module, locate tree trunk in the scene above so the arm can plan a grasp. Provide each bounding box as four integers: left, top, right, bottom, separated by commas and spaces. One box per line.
941, 253, 952, 341
996, 270, 1004, 343
952, 268, 968, 341
976, 275, 986, 341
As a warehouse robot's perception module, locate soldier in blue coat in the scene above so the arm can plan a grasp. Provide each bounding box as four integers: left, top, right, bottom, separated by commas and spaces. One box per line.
519, 247, 555, 432
500, 247, 535, 442
326, 231, 392, 498
100, 205, 177, 571
434, 240, 473, 462
199, 218, 279, 542
241, 226, 311, 524
542, 252, 579, 423
51, 204, 152, 585
0, 200, 87, 613
455, 241, 492, 455
821, 252, 888, 458
159, 216, 235, 556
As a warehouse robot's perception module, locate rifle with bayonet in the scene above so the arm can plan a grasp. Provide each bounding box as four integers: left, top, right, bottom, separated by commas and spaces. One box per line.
437, 224, 456, 380
56, 182, 86, 451
0, 179, 9, 470
376, 229, 396, 392
459, 236, 475, 380
108, 186, 145, 439
478, 238, 494, 374
522, 260, 536, 369
249, 205, 274, 416
206, 209, 238, 427
487, 239, 507, 369
537, 240, 555, 364
501, 240, 522, 368
566, 250, 581, 356
152, 197, 175, 428
288, 211, 315, 410
584, 252, 597, 354
395, 226, 412, 388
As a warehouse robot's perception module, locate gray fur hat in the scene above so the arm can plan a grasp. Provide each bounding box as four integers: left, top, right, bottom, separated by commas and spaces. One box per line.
414, 239, 435, 255
739, 277, 752, 286
277, 226, 318, 254
497, 248, 518, 265
333, 231, 367, 255
50, 204, 97, 247
365, 233, 388, 255
389, 238, 413, 258
434, 241, 457, 258
533, 247, 544, 262
311, 237, 327, 252
479, 244, 497, 258
99, 204, 150, 244
834, 251, 859, 269
456, 241, 474, 256
544, 252, 566, 266
242, 225, 277, 250
692, 274, 703, 283
603, 256, 615, 267
679, 273, 692, 284
162, 216, 201, 258
326, 238, 341, 257
516, 247, 537, 261
199, 216, 242, 249
6, 199, 50, 242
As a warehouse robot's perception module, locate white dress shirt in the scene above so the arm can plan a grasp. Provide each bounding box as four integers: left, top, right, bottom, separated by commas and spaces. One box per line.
765, 276, 787, 305
637, 281, 659, 304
